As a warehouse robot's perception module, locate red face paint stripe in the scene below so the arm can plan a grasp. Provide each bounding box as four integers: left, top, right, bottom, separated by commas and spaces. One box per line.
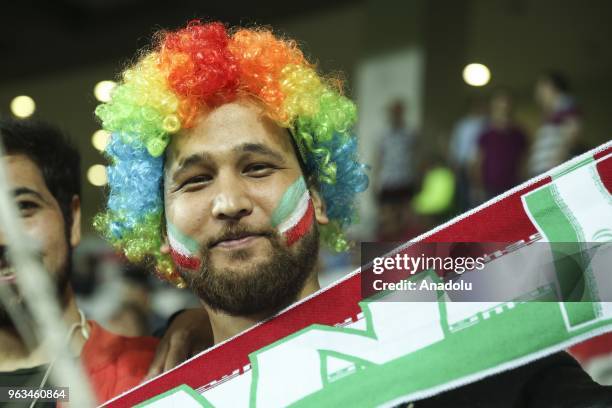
284, 200, 315, 246
169, 247, 201, 270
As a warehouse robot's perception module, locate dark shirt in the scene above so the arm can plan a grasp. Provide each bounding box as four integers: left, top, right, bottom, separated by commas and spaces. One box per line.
0, 365, 55, 408
478, 125, 527, 197
0, 321, 158, 407
405, 352, 612, 407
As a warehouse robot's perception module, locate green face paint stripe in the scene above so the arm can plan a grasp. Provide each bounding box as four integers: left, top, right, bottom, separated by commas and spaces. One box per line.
271, 177, 308, 227
167, 221, 200, 255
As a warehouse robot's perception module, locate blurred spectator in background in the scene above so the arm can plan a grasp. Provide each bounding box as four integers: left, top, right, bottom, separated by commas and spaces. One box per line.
108, 302, 151, 338
528, 71, 582, 177
0, 119, 212, 404
0, 118, 159, 404
106, 265, 162, 337
473, 89, 527, 200
448, 96, 487, 212
375, 100, 420, 241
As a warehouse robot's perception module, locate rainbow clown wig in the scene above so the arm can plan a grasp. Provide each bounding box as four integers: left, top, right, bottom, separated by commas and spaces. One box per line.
95, 20, 369, 286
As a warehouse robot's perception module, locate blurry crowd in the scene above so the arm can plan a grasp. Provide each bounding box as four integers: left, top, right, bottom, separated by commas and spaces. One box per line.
72, 239, 200, 337
450, 71, 583, 211
374, 70, 586, 244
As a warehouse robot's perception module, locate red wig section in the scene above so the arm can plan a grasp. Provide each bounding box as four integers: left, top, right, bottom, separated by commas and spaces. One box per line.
229, 28, 310, 123
159, 21, 240, 126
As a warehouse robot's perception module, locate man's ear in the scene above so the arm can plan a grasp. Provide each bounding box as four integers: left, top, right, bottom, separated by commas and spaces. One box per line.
309, 188, 329, 225
69, 195, 81, 247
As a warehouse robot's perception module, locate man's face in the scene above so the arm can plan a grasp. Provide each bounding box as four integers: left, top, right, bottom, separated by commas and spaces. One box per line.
490, 93, 512, 122
0, 154, 79, 327
164, 99, 328, 315
534, 79, 555, 111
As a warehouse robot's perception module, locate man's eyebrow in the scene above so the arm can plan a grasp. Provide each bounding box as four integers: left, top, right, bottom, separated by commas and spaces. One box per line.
13, 187, 45, 202
172, 152, 214, 181
234, 143, 286, 163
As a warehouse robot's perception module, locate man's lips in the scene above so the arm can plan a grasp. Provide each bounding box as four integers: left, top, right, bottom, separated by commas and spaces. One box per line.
213, 234, 265, 249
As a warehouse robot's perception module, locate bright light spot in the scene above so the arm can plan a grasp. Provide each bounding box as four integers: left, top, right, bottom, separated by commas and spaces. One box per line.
94, 80, 117, 102
462, 63, 491, 87
87, 164, 108, 186
10, 95, 36, 118
92, 130, 111, 152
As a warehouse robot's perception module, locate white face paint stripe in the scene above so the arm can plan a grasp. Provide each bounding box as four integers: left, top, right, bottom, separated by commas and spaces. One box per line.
167, 231, 192, 257
278, 190, 310, 234
166, 223, 201, 270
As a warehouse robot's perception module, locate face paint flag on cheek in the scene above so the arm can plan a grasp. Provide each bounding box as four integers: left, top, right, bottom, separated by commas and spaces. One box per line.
166, 222, 201, 270
271, 177, 315, 246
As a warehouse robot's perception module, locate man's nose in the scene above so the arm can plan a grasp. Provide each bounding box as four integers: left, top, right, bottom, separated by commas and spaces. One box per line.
211, 178, 254, 221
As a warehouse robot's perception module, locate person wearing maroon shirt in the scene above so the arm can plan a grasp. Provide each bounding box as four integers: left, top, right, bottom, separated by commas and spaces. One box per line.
475, 89, 527, 199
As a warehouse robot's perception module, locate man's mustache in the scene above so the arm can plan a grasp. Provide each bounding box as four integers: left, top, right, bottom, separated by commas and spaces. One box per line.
206, 225, 277, 249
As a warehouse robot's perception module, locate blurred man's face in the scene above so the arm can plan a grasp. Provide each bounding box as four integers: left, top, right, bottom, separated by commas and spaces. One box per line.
389, 101, 405, 129
534, 79, 556, 111
0, 154, 79, 327
163, 99, 328, 315
490, 93, 512, 123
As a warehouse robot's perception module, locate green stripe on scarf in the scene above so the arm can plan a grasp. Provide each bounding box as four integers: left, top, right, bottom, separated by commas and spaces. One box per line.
524, 185, 598, 326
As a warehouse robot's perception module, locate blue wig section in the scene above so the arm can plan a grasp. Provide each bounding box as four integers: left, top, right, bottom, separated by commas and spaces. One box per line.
305, 133, 369, 227
105, 132, 164, 239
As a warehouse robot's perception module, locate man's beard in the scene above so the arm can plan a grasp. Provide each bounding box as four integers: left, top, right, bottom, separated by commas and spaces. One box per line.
0, 254, 71, 329
180, 223, 319, 316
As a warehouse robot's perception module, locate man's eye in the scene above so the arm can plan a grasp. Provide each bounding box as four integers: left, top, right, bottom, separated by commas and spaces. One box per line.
181, 175, 212, 189
245, 163, 274, 175
17, 201, 39, 215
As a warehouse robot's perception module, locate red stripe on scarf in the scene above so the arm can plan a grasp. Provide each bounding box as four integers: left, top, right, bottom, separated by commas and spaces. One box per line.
284, 200, 314, 246
596, 154, 612, 194
169, 248, 201, 270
